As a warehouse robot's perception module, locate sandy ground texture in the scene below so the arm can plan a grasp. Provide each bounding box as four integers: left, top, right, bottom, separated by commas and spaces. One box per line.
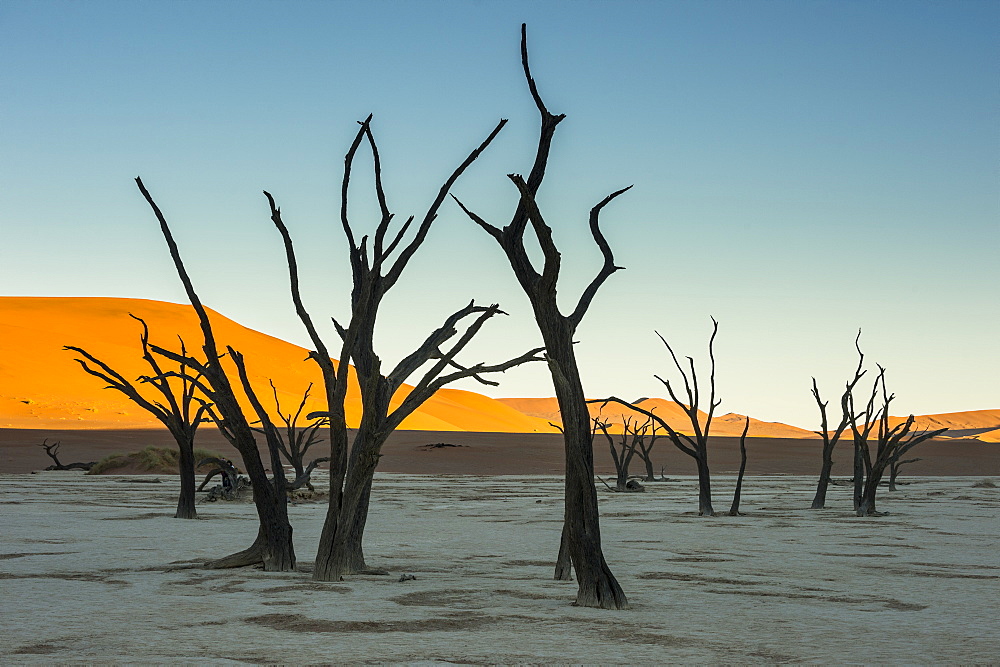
1, 472, 998, 664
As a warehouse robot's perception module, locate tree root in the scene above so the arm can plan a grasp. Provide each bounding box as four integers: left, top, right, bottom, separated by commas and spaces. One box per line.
205, 535, 265, 569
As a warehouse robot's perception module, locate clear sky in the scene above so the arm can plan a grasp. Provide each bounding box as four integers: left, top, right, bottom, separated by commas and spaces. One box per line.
2, 0, 997, 428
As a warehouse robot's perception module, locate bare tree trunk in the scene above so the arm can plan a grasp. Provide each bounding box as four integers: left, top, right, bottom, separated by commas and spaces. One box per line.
548, 338, 628, 609
728, 417, 748, 516
852, 442, 865, 513
554, 521, 573, 580
642, 455, 656, 483
811, 454, 834, 510
695, 454, 715, 517
857, 468, 884, 517
342, 476, 374, 572
175, 435, 197, 519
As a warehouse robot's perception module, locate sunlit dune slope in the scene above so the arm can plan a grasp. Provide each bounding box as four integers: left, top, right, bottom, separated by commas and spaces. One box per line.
0, 297, 553, 433
970, 428, 1000, 443
496, 397, 817, 438
889, 409, 1000, 441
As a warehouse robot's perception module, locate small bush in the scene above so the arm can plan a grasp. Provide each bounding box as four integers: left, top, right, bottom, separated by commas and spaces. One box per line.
972, 478, 997, 489
88, 447, 226, 474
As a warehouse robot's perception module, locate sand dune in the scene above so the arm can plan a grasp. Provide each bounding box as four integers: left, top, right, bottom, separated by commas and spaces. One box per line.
0, 297, 552, 433
890, 409, 1000, 438
497, 397, 817, 438
2, 297, 995, 441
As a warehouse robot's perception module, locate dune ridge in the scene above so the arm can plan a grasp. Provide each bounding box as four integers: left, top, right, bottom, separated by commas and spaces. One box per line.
497, 397, 819, 439
0, 296, 553, 433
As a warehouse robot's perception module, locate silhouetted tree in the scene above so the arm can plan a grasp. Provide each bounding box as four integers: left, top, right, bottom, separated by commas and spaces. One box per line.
888, 455, 921, 491
453, 25, 630, 609
849, 368, 947, 516
631, 412, 663, 483
252, 381, 329, 491
600, 319, 723, 516
135, 177, 296, 570
266, 112, 540, 581
65, 315, 210, 518
37, 439, 95, 471
594, 416, 650, 492
809, 331, 868, 510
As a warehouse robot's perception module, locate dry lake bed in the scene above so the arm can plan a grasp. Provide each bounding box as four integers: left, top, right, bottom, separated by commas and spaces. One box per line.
1, 472, 997, 664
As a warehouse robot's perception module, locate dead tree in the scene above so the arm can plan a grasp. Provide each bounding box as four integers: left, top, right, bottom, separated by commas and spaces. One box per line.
197, 456, 240, 494
135, 177, 295, 571
265, 108, 540, 581
252, 381, 330, 491
594, 416, 650, 492
599, 319, 723, 517
849, 369, 947, 516
632, 414, 663, 482
65, 316, 211, 518
452, 25, 630, 609
809, 330, 868, 509
888, 456, 921, 491
728, 416, 750, 516
37, 440, 95, 471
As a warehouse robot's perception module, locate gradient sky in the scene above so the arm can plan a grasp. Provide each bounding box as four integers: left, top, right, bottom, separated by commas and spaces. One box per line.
2, 0, 997, 428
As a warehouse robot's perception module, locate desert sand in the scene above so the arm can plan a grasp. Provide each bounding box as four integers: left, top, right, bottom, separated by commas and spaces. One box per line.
1, 471, 997, 663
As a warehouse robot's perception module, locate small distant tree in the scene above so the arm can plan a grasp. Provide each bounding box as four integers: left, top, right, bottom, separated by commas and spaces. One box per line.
600, 319, 723, 516
888, 454, 921, 491
65, 315, 211, 519
809, 330, 868, 510
37, 439, 95, 471
849, 368, 947, 516
631, 413, 663, 483
252, 381, 329, 491
594, 417, 638, 492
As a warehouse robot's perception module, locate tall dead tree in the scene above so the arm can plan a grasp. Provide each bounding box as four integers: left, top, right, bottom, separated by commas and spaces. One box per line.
266, 114, 541, 581
135, 177, 296, 570
65, 315, 211, 518
849, 368, 947, 516
452, 25, 630, 609
809, 330, 868, 510
600, 319, 724, 516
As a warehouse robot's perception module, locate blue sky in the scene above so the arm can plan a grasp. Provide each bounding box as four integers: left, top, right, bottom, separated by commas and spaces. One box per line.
2, 0, 997, 428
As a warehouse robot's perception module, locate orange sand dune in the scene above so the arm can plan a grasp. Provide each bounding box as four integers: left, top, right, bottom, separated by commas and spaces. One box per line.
496, 397, 817, 438
971, 428, 1000, 443
890, 409, 1000, 434
0, 297, 553, 433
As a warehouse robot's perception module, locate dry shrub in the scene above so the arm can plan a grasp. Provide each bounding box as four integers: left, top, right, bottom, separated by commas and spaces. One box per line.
88, 446, 224, 474
971, 478, 996, 488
